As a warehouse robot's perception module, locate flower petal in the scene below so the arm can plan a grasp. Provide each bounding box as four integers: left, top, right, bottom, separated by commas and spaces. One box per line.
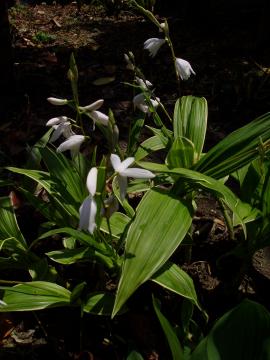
143, 38, 165, 57
110, 154, 122, 172
46, 116, 68, 127
90, 110, 109, 126
79, 196, 97, 234
118, 175, 127, 201
175, 58, 195, 81
121, 168, 155, 179
117, 157, 135, 173
56, 134, 85, 154
50, 121, 71, 143
47, 97, 68, 106
86, 167, 98, 196
79, 99, 104, 112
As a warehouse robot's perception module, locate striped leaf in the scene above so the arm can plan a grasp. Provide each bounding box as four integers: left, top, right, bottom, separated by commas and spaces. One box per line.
112, 189, 193, 317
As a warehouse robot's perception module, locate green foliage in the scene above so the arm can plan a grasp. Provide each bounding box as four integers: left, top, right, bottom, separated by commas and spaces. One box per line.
191, 300, 270, 360
2, 5, 270, 357
32, 31, 56, 44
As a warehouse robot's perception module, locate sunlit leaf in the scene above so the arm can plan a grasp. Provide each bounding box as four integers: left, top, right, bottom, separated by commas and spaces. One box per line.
173, 96, 207, 161
151, 262, 202, 311
0, 282, 71, 312
0, 196, 27, 250
112, 189, 192, 317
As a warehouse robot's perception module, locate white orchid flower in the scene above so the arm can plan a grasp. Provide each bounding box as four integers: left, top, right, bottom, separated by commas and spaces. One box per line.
89, 110, 109, 126
133, 93, 160, 114
175, 58, 196, 80
144, 38, 166, 57
47, 97, 68, 106
79, 99, 109, 127
110, 154, 155, 200
57, 134, 85, 156
79, 167, 98, 234
46, 116, 68, 127
135, 77, 153, 90
79, 99, 104, 112
46, 116, 74, 143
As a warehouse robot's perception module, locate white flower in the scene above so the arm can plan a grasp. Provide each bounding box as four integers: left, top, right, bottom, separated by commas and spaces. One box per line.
89, 110, 109, 126
79, 99, 104, 112
110, 154, 155, 200
79, 99, 109, 127
46, 116, 68, 127
46, 116, 74, 143
79, 167, 98, 234
144, 38, 166, 57
56, 134, 85, 156
133, 93, 160, 114
135, 77, 153, 90
175, 58, 196, 80
47, 97, 68, 106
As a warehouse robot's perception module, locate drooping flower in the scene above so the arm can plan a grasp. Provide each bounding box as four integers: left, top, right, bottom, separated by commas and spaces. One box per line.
133, 93, 160, 114
110, 154, 155, 200
144, 38, 166, 57
46, 116, 74, 143
56, 134, 85, 156
79, 99, 109, 127
79, 99, 104, 112
79, 167, 98, 234
47, 97, 68, 106
175, 58, 196, 81
89, 111, 109, 126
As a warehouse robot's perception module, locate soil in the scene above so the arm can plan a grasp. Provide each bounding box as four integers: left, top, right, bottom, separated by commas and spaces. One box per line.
1, 2, 270, 359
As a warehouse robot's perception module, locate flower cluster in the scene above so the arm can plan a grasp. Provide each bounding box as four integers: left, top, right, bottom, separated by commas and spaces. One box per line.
46, 98, 109, 155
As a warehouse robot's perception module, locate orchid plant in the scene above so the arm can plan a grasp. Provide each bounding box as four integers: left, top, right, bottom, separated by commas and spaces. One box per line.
1, 2, 270, 359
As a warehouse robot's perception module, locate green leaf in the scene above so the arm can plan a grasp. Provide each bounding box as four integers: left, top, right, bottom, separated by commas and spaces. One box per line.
151, 262, 202, 311
173, 96, 207, 161
35, 227, 110, 255
46, 247, 91, 264
191, 299, 270, 360
83, 292, 127, 315
112, 177, 135, 218
166, 137, 195, 168
7, 167, 79, 221
135, 135, 168, 161
39, 146, 86, 203
100, 212, 131, 238
194, 112, 270, 178
138, 162, 251, 235
153, 296, 184, 360
127, 350, 144, 360
46, 246, 115, 269
0, 197, 27, 250
112, 189, 192, 317
128, 117, 145, 155
0, 282, 71, 312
